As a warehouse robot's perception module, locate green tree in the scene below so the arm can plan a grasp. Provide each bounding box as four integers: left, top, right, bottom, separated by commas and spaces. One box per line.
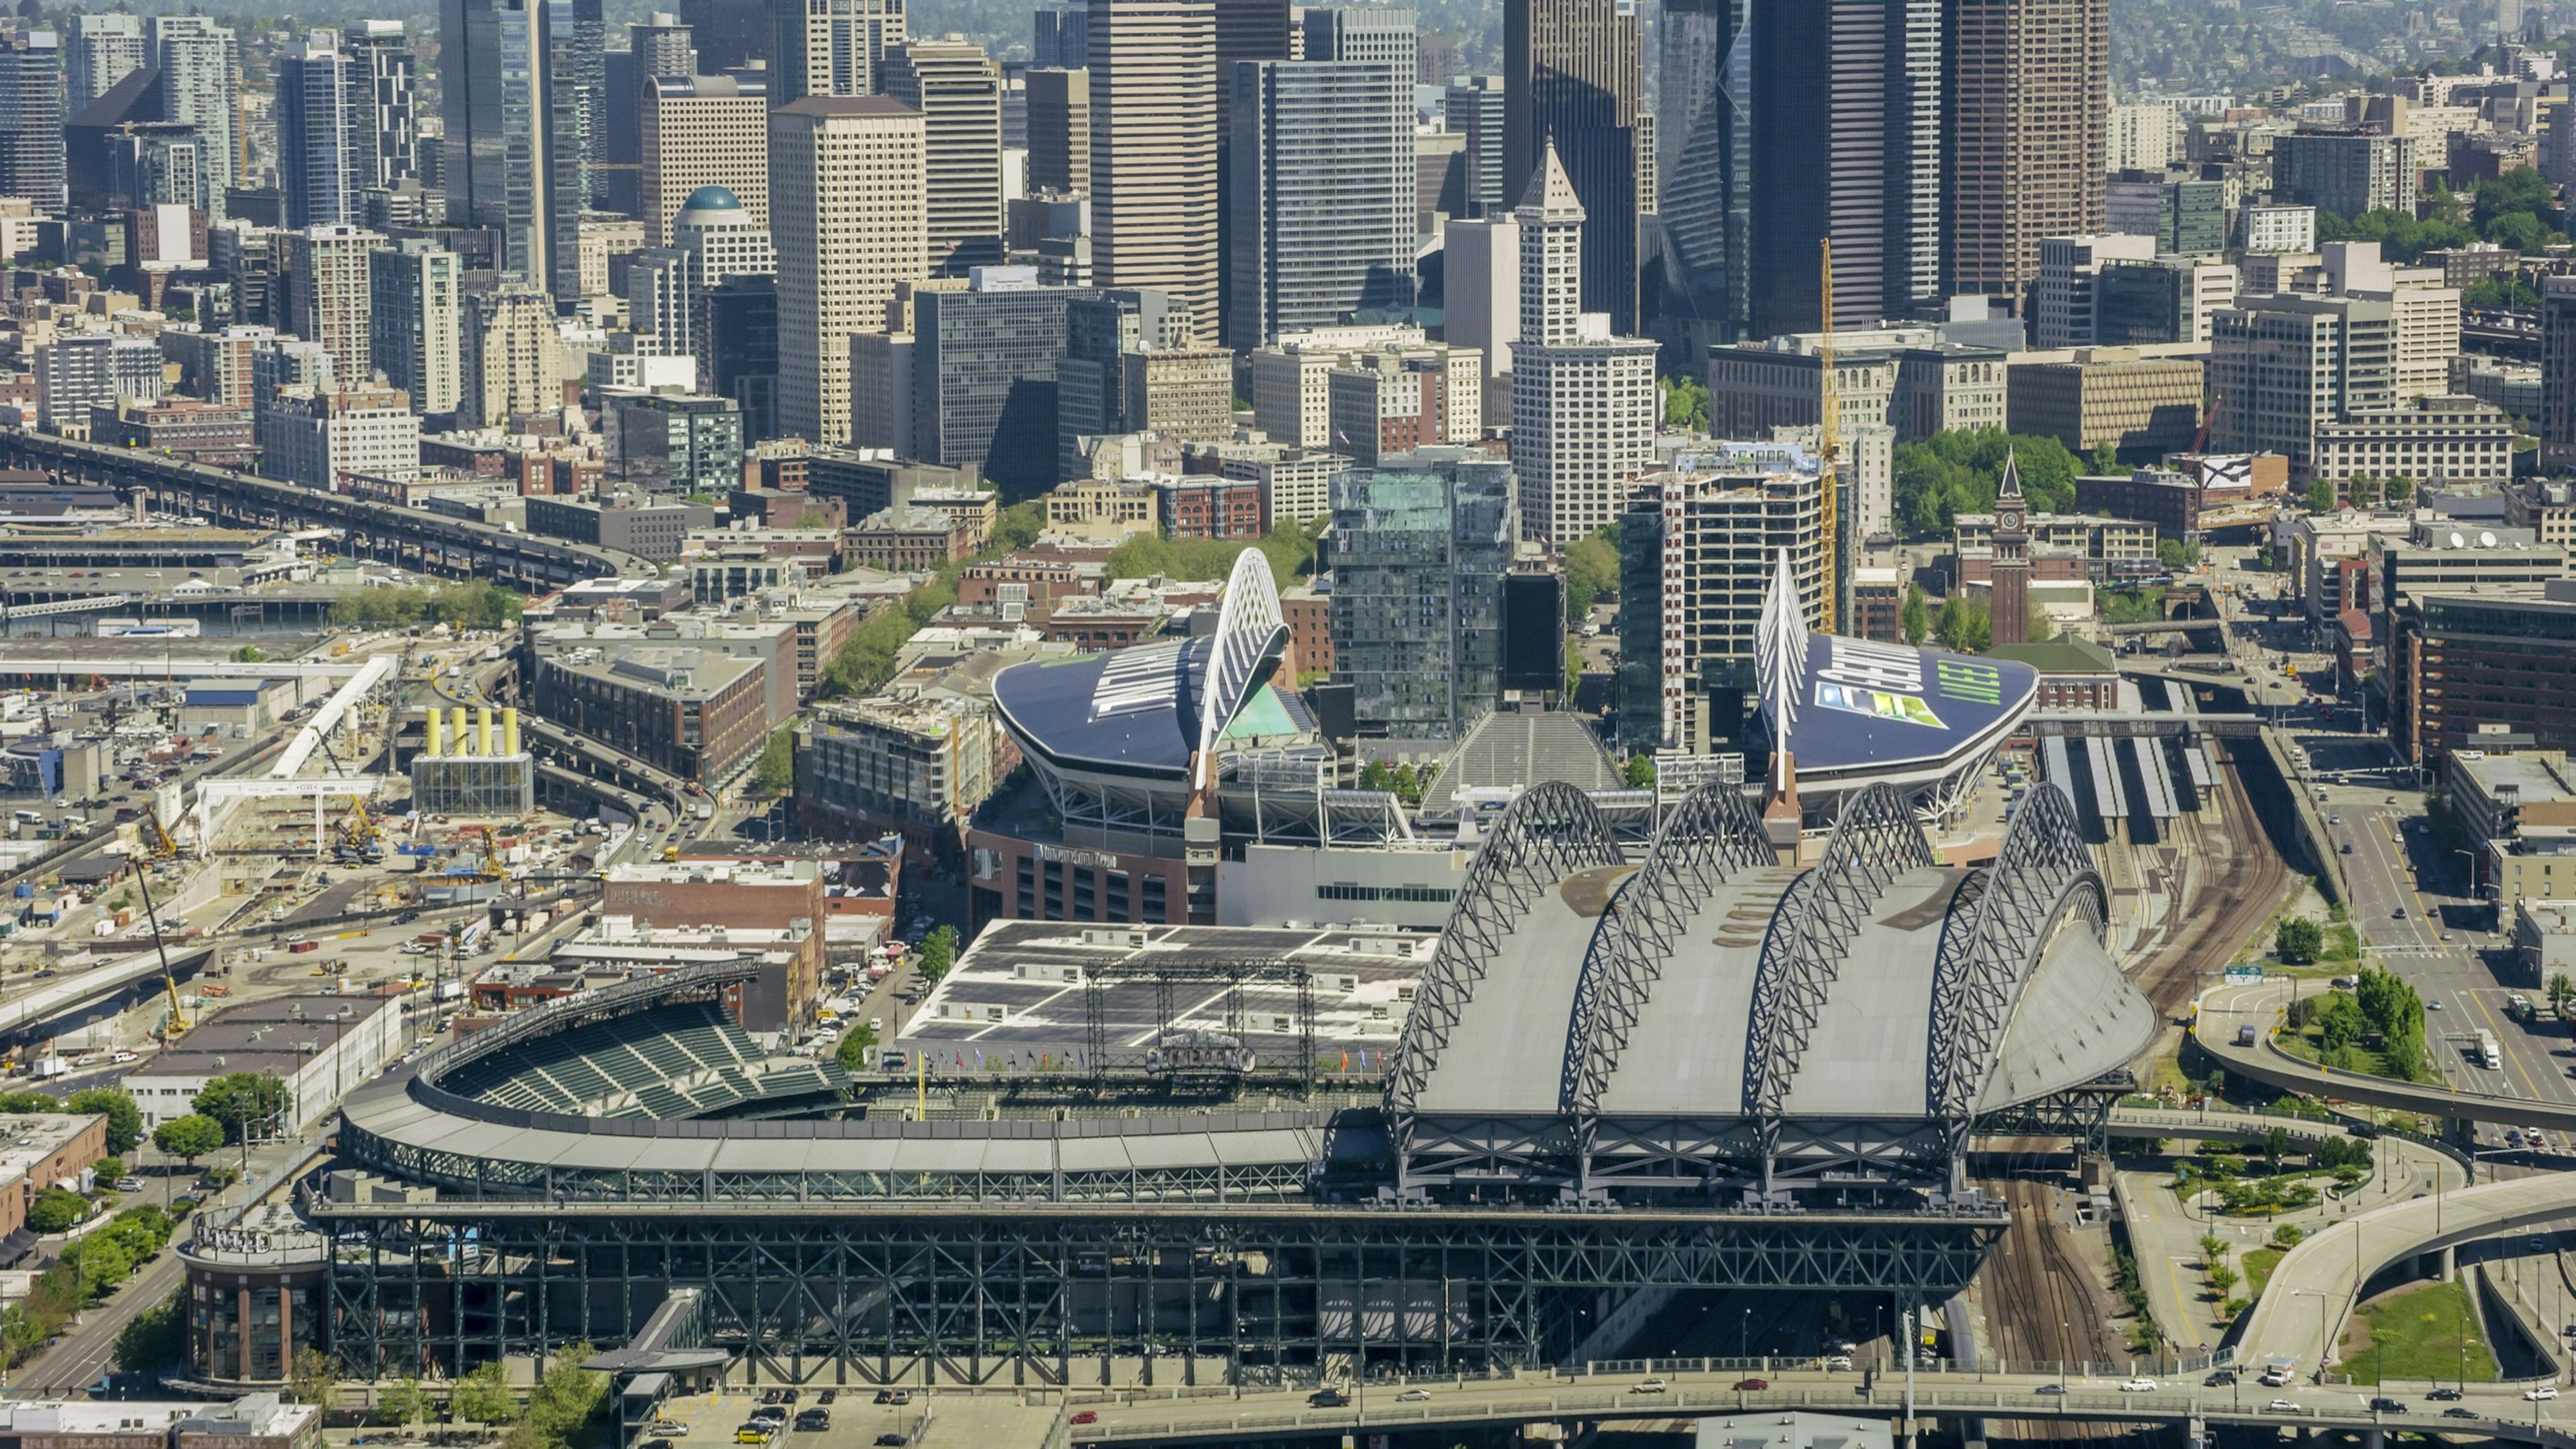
289, 1346, 338, 1406
152, 1113, 225, 1167
378, 1379, 428, 1430
2026, 602, 2057, 644
835, 1018, 880, 1072
113, 1287, 184, 1373
451, 1362, 519, 1426
795, 508, 837, 529
231, 644, 266, 663
26, 1188, 85, 1233
1391, 763, 1421, 803
71, 1234, 134, 1293
2090, 441, 2122, 475
1659, 374, 1709, 431
2263, 1124, 2290, 1173
2550, 972, 2574, 1016
66, 1087, 142, 1156
917, 925, 958, 985
193, 1073, 291, 1146
2207, 1262, 2239, 1299
2156, 537, 2202, 572
2385, 474, 2415, 505
2305, 479, 2339, 515
1562, 530, 1620, 624
753, 727, 794, 796
1890, 428, 2082, 535
520, 1343, 608, 1449
1934, 597, 1991, 652
1899, 583, 1929, 646
0, 1090, 60, 1113
2275, 917, 2324, 964
1621, 754, 1656, 789
992, 500, 1048, 552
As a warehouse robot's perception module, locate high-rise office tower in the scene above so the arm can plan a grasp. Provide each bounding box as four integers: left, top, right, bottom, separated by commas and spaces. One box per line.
344, 23, 419, 192
1214, 0, 1290, 134
1944, 0, 2108, 312
769, 95, 926, 445
1655, 0, 1749, 349
286, 225, 385, 384
1088, 0, 1220, 326
1059, 287, 1187, 477
642, 72, 769, 245
884, 41, 1006, 275
773, 0, 906, 101
631, 13, 699, 74
674, 185, 775, 390
1329, 448, 1517, 737
443, 0, 602, 293
64, 14, 144, 113
278, 31, 360, 227
1503, 0, 1642, 334
371, 241, 463, 417
601, 17, 692, 213
0, 30, 64, 212
1301, 5, 1411, 68
1034, 5, 1090, 66
1026, 67, 1089, 194
1509, 142, 1657, 543
1444, 74, 1506, 217
460, 287, 561, 429
625, 248, 699, 356
1224, 54, 1413, 349
103, 126, 203, 211
1747, 0, 1940, 335
913, 274, 1075, 496
706, 274, 780, 440
443, 0, 551, 284
681, 0, 767, 70
147, 17, 237, 219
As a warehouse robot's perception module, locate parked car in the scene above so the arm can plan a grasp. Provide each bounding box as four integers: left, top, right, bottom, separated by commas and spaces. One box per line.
815, 1392, 837, 1406
874, 1436, 908, 1446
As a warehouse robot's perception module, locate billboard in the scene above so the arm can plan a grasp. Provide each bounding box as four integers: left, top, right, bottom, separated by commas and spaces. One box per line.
1780, 633, 2039, 775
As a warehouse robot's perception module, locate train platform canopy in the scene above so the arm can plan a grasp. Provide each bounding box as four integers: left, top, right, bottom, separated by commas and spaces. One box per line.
1756, 551, 2039, 798
991, 550, 1300, 789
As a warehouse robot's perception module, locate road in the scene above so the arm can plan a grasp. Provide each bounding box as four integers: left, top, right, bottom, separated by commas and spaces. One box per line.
1060, 1363, 2576, 1444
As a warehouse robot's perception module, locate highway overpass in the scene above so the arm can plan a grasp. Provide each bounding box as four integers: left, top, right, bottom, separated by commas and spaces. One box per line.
2196, 981, 2576, 1134
2237, 1170, 2576, 1377
0, 433, 659, 591
1057, 1364, 2576, 1445
0, 942, 218, 1049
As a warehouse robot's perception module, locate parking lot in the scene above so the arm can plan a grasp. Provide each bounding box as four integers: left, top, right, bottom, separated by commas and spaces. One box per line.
643, 1388, 931, 1449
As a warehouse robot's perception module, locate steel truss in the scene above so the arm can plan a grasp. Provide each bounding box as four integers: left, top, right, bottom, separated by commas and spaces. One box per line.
315, 1203, 2005, 1388
1081, 957, 1317, 1092
1562, 784, 1774, 1117
1923, 782, 2111, 1173
1968, 1073, 2133, 1151
1743, 784, 1935, 1191
1386, 783, 1625, 1124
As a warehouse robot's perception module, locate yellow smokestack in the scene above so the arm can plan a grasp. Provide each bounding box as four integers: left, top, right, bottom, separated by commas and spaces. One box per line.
451, 707, 468, 757
502, 707, 520, 757
476, 706, 492, 756
425, 709, 443, 756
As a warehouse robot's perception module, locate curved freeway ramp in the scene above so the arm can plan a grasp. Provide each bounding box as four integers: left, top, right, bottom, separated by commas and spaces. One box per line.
2237, 1170, 2576, 1374
2196, 980, 2576, 1134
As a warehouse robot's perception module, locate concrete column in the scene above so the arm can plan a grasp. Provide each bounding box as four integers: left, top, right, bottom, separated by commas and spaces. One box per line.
2363, 1429, 2384, 1449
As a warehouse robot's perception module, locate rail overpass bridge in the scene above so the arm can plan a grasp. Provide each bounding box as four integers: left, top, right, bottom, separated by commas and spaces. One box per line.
0, 942, 219, 1049
0, 433, 658, 591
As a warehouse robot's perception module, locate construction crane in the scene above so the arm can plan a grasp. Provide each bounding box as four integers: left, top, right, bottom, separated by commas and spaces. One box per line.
125, 857, 191, 1041
1817, 238, 1841, 634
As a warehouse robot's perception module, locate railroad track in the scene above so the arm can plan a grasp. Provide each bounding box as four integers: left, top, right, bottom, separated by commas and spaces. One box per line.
2133, 742, 2293, 1016
1979, 1177, 2126, 1442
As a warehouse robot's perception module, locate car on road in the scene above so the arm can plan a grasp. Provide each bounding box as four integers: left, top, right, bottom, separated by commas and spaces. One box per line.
2430, 1000, 2444, 1010
2369, 1397, 2408, 1413
2528, 1387, 2560, 1401
1631, 1380, 1668, 1395
1731, 1379, 1768, 1393
1823, 1355, 1854, 1371
1068, 1412, 1097, 1426
874, 1437, 908, 1447
2444, 1407, 2481, 1419
2394, 907, 2408, 918
2340, 843, 2353, 854
1397, 1389, 1434, 1401
641, 1440, 672, 1449
733, 1430, 770, 1444
2267, 1401, 2302, 1413
2034, 1385, 2067, 1395
2121, 1379, 2158, 1393
647, 1423, 686, 1435
1308, 1389, 1349, 1408
792, 1411, 829, 1432
113, 1177, 142, 1191
2205, 1372, 2237, 1387
2429, 1389, 2465, 1401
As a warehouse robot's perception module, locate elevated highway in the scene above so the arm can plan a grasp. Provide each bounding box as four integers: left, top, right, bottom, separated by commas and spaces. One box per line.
0, 943, 218, 1048
2237, 1170, 2576, 1375
1059, 1365, 2576, 1444
2197, 981, 2576, 1134
0, 432, 659, 590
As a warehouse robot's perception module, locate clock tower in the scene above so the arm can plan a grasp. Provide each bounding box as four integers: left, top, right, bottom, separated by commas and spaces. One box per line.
1990, 452, 2030, 647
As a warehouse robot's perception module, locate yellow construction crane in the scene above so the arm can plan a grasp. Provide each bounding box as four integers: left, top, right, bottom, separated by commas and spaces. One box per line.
125, 858, 192, 1040
146, 812, 179, 862
1817, 238, 1840, 634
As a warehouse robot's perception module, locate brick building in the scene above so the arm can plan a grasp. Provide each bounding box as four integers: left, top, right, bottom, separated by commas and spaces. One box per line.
533, 646, 769, 781
1155, 476, 1265, 540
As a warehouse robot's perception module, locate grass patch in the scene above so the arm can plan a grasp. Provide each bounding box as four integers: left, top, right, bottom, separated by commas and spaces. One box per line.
2242, 1248, 2284, 1299
2343, 1280, 2497, 1386
2322, 922, 2361, 962
2272, 1030, 2412, 1081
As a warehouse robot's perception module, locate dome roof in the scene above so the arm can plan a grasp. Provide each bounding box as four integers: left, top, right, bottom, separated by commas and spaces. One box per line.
677, 186, 745, 215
